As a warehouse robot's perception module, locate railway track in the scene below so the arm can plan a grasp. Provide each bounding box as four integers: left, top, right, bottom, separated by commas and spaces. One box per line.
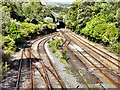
28, 49, 33, 90
15, 29, 119, 89
69, 30, 120, 72
30, 32, 66, 88
15, 32, 66, 89
15, 41, 33, 90
15, 49, 24, 90
60, 32, 105, 89
43, 38, 67, 88
59, 29, 120, 89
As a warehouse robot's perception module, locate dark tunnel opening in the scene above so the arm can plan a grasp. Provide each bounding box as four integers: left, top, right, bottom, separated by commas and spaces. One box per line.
57, 20, 65, 29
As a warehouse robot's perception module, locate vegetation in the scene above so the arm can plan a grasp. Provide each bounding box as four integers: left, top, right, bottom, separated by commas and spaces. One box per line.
48, 37, 72, 74
0, 52, 10, 79
1, 0, 120, 79
1, 1, 57, 52
1, 1, 57, 73
64, 1, 120, 55
0, 62, 10, 79
48, 37, 62, 56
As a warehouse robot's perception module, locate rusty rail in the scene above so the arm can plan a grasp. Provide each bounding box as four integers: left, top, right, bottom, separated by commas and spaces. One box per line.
37, 37, 52, 89
15, 49, 23, 90
70, 32, 120, 69
60, 31, 105, 89
70, 31, 119, 62
28, 49, 33, 90
60, 30, 120, 88
30, 33, 66, 89
43, 37, 67, 89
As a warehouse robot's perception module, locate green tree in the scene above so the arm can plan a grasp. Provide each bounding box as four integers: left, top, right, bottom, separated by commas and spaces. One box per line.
1, 6, 11, 36
2, 2, 25, 21
44, 17, 53, 23
7, 22, 20, 40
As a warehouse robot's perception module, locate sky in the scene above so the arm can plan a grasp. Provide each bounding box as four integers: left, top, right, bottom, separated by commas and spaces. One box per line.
41, 0, 76, 3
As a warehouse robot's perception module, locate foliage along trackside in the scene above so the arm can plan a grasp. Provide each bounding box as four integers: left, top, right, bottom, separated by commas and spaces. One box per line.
1, 1, 57, 73
64, 1, 120, 55
47, 37, 72, 74
1, 2, 57, 54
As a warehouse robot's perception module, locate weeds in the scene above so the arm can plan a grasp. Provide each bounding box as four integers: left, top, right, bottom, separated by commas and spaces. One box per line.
48, 37, 72, 74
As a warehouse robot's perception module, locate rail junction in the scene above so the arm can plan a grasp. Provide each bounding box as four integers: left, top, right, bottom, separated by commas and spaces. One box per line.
15, 29, 120, 89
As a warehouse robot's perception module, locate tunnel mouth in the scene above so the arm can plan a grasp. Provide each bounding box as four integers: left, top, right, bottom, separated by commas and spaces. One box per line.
57, 20, 65, 29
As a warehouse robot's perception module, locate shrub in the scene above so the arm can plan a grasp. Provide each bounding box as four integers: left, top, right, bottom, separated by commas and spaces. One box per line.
42, 23, 48, 29
43, 17, 53, 23
2, 36, 16, 53
102, 23, 119, 43
48, 23, 57, 30
0, 62, 10, 79
48, 38, 68, 61
20, 22, 38, 37
7, 22, 20, 40
24, 18, 31, 23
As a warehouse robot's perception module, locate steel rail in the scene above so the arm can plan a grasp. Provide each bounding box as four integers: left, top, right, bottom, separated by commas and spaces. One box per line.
32, 62, 50, 88
66, 42, 105, 89
70, 31, 119, 62
24, 46, 50, 89
30, 33, 66, 89
31, 48, 65, 89
69, 32, 120, 68
43, 37, 67, 89
28, 49, 33, 90
15, 41, 31, 90
60, 31, 105, 89
15, 32, 58, 89
61, 31, 120, 88
30, 32, 59, 89
37, 37, 52, 89
68, 33, 120, 77
15, 49, 23, 90
44, 65, 66, 88
68, 57, 90, 89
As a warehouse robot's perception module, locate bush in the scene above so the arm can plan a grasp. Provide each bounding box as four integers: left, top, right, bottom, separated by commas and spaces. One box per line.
20, 22, 38, 37
48, 38, 68, 61
42, 24, 48, 29
60, 59, 67, 64
7, 22, 20, 40
43, 17, 53, 23
80, 15, 120, 55
48, 23, 57, 30
2, 36, 16, 53
102, 24, 119, 43
61, 50, 67, 60
0, 62, 10, 79
24, 18, 31, 23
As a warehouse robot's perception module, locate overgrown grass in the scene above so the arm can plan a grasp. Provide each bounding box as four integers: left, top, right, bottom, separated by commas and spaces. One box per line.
48, 37, 72, 74
65, 65, 72, 74
105, 42, 120, 56
0, 62, 10, 79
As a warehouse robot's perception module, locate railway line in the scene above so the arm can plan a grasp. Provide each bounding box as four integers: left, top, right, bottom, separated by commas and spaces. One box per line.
15, 32, 67, 89
15, 29, 119, 89
15, 41, 33, 89
42, 38, 67, 88
31, 36, 66, 88
59, 29, 120, 89
60, 32, 105, 89
15, 49, 23, 89
69, 32, 120, 72
66, 44, 105, 89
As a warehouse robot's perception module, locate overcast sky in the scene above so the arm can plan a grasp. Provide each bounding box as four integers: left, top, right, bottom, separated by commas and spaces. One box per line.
41, 0, 76, 3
